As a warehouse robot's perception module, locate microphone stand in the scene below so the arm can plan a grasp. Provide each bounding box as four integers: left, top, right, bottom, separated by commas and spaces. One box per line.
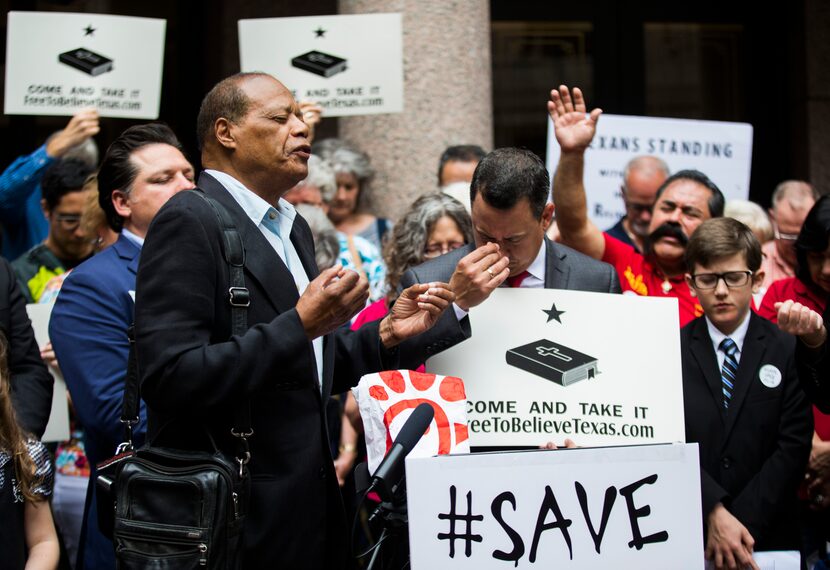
366, 479, 410, 570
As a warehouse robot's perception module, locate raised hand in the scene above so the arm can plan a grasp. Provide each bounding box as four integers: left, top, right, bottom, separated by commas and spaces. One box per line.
449, 243, 510, 311
299, 100, 323, 143
380, 282, 455, 347
296, 265, 369, 339
46, 108, 100, 158
547, 85, 602, 153
775, 300, 826, 348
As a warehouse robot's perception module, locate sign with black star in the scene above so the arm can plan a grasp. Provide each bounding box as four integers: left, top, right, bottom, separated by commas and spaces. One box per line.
5, 11, 167, 119
543, 302, 565, 323
239, 13, 404, 117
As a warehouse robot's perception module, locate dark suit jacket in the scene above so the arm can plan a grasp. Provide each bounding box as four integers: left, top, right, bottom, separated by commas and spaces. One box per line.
398, 238, 621, 361
681, 313, 812, 550
135, 173, 401, 569
50, 234, 147, 570
796, 302, 830, 413
0, 256, 51, 437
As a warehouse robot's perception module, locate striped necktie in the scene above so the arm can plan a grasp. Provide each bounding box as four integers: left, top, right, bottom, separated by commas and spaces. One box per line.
719, 338, 739, 410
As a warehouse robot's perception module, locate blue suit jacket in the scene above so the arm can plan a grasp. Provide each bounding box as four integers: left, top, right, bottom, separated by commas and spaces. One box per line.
50, 234, 148, 570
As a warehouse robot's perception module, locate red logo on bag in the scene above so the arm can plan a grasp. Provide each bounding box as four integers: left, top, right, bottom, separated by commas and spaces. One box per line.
368, 370, 468, 455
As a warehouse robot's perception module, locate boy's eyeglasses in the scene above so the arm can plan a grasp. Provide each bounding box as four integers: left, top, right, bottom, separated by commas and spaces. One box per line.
690, 271, 753, 289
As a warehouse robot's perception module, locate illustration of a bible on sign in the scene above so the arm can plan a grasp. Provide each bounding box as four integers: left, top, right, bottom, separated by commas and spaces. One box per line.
426, 289, 686, 448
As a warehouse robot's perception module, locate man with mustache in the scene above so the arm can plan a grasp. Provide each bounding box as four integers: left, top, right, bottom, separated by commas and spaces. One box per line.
549, 85, 725, 326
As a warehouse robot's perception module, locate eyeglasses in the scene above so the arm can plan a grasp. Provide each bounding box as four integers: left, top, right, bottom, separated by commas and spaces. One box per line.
423, 241, 465, 259
690, 271, 753, 289
772, 221, 799, 241
53, 213, 82, 231
626, 202, 653, 215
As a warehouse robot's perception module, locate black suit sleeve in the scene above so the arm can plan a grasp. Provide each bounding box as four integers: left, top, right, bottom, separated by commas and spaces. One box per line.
607, 265, 622, 294
729, 348, 813, 544
796, 304, 830, 412
137, 194, 397, 414
699, 469, 731, 519
0, 258, 52, 437
136, 196, 321, 413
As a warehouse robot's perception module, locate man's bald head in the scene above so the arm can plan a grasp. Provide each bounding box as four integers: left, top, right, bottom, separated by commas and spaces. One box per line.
196, 72, 275, 152
621, 155, 670, 238
771, 180, 818, 215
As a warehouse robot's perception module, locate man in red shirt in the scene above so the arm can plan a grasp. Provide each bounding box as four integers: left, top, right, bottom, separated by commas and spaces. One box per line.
549, 85, 725, 327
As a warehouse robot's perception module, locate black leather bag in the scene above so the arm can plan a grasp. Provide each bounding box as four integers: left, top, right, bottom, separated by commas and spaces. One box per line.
111, 438, 248, 569
96, 191, 252, 569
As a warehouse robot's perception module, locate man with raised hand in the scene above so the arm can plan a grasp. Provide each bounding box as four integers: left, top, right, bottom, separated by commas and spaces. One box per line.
549, 85, 725, 326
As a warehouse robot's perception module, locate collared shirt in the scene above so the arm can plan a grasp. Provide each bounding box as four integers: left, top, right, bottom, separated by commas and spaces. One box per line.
121, 228, 145, 249
605, 217, 639, 252
206, 169, 324, 390
602, 232, 703, 327
705, 311, 751, 371
517, 239, 546, 289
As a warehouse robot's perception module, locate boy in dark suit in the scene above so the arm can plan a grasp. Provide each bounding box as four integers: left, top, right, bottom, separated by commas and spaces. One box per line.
682, 217, 812, 570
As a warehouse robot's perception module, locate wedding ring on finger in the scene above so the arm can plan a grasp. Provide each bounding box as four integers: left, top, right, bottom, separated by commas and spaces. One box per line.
815, 494, 825, 505
485, 267, 495, 278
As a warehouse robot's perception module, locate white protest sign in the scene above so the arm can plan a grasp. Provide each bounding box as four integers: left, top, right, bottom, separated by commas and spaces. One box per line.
426, 289, 684, 447
26, 302, 69, 443
546, 114, 753, 230
406, 443, 703, 569
239, 13, 403, 117
5, 12, 166, 119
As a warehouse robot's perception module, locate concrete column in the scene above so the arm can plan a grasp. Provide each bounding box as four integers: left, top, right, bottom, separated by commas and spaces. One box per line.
338, 0, 493, 220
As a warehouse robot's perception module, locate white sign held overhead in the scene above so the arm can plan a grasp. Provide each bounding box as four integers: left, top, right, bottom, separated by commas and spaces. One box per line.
239, 13, 403, 117
546, 114, 753, 230
406, 443, 704, 569
426, 289, 685, 448
5, 12, 166, 119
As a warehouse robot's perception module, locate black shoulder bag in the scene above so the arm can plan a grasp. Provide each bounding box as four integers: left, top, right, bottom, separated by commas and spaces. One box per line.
96, 191, 252, 569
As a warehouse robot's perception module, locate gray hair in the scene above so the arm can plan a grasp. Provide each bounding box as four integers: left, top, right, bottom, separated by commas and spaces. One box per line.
622, 155, 670, 188
328, 147, 374, 187
295, 203, 340, 270
297, 155, 337, 203
771, 180, 818, 212
384, 192, 473, 303
724, 199, 774, 243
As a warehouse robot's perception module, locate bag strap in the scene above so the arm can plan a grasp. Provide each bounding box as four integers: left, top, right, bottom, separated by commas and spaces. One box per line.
119, 190, 252, 474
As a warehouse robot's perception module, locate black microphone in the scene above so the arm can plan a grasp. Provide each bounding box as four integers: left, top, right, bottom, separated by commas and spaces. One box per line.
370, 403, 434, 501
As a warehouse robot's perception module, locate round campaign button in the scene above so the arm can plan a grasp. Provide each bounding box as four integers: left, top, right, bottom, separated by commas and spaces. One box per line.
758, 364, 782, 388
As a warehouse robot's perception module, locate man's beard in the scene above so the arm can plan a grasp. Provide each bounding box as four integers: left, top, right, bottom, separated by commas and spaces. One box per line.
630, 219, 651, 237
644, 222, 689, 256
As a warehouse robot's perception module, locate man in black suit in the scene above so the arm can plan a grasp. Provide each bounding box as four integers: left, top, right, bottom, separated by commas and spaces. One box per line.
681, 217, 812, 569
400, 147, 620, 359
134, 73, 455, 568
